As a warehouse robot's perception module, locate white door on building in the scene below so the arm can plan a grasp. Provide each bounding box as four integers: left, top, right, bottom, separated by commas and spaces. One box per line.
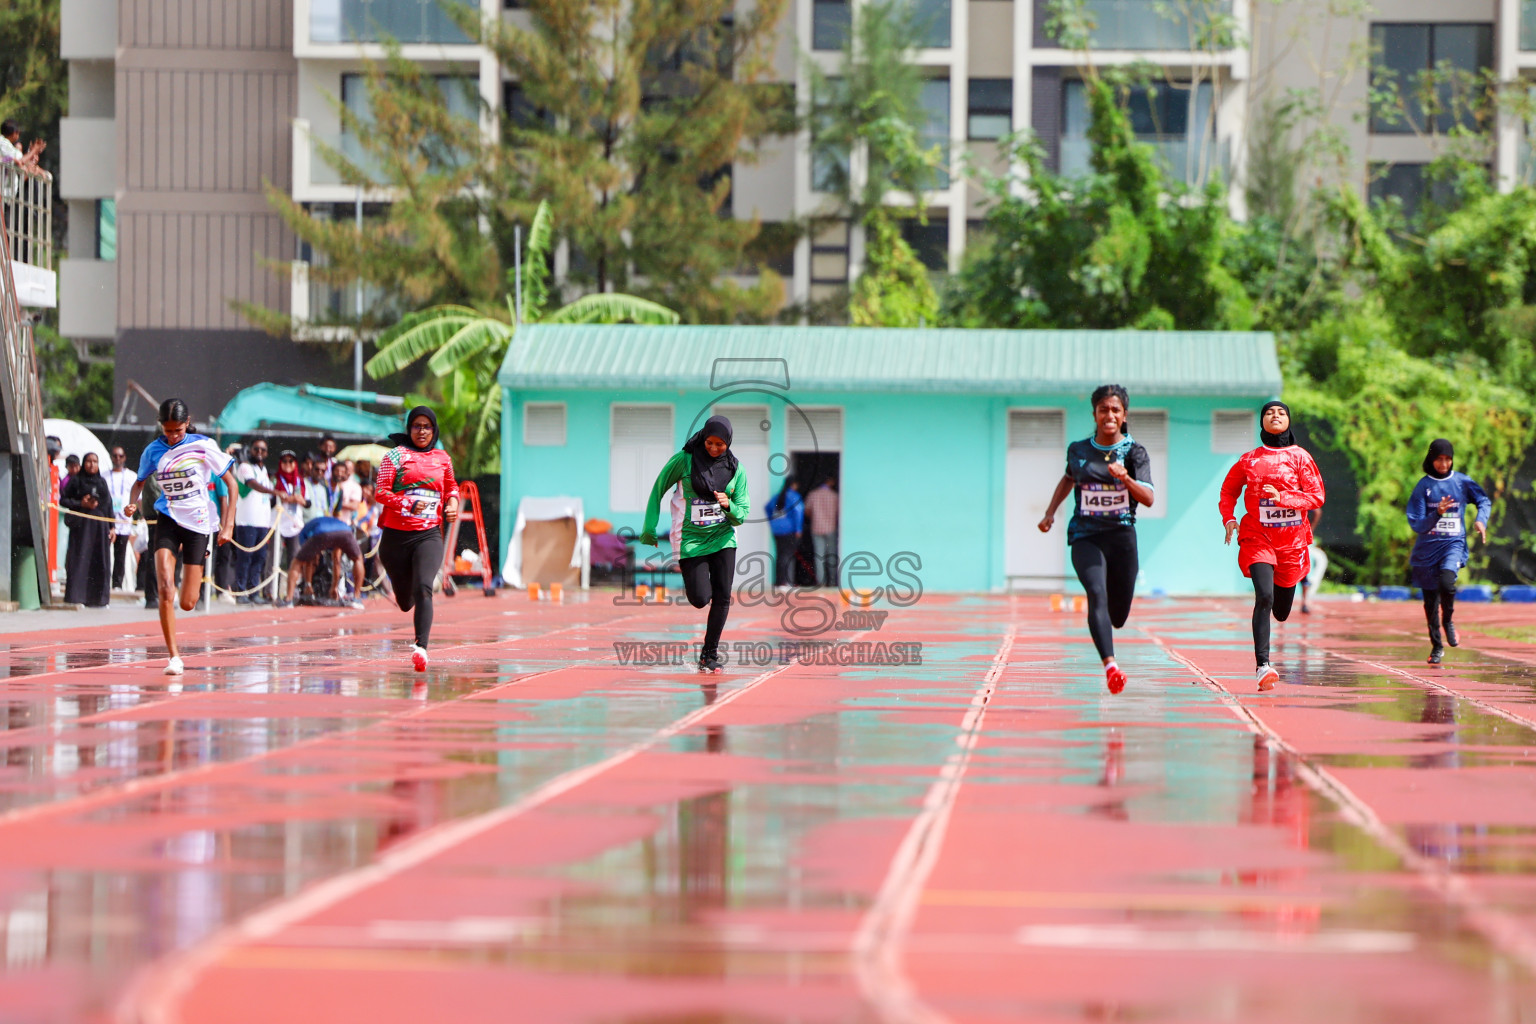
1005, 409, 1067, 587
716, 404, 772, 584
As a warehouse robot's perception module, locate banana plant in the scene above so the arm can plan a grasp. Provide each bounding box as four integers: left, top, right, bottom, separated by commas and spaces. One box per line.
366, 200, 680, 473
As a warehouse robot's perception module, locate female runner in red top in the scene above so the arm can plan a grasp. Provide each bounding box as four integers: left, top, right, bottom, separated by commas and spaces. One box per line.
1219, 401, 1325, 691
376, 406, 458, 672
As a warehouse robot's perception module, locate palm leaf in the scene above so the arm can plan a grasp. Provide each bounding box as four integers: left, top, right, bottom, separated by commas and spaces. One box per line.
424, 316, 515, 377
519, 199, 554, 323
472, 383, 502, 474
365, 305, 485, 377
543, 293, 681, 325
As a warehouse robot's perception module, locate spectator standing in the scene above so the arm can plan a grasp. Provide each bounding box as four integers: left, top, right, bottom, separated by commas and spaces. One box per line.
233, 439, 277, 603
764, 476, 804, 590
59, 453, 113, 607
0, 120, 45, 173
804, 477, 840, 586
274, 450, 310, 578
106, 446, 136, 589
332, 460, 362, 519
302, 453, 331, 525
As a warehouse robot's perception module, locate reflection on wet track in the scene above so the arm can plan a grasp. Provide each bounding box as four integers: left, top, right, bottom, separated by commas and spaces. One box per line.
0, 594, 1534, 1021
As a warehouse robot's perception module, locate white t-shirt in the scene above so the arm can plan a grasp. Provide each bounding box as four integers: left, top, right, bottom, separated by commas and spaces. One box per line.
107, 468, 135, 534
138, 434, 233, 535
333, 478, 363, 517
274, 476, 307, 538
235, 463, 273, 528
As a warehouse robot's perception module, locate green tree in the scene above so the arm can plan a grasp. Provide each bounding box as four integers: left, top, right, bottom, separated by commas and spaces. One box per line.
0, 0, 66, 179
805, 0, 942, 325
941, 72, 1252, 331
364, 201, 679, 475
34, 325, 112, 422
480, 0, 790, 322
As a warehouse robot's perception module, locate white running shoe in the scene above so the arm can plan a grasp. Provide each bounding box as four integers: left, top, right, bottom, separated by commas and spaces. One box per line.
1256, 663, 1278, 691
348, 599, 365, 610
164, 656, 185, 677
411, 645, 428, 672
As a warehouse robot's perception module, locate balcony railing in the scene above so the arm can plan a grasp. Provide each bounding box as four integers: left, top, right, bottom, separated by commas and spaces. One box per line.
309, 0, 473, 45
1068, 0, 1226, 50
1060, 134, 1229, 187
311, 132, 388, 187
2, 164, 55, 309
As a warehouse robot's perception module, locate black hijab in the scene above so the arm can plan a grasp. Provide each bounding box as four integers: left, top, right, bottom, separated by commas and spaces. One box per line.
390, 406, 439, 452
1424, 438, 1454, 478
683, 415, 738, 500
1260, 400, 1296, 449
61, 455, 111, 513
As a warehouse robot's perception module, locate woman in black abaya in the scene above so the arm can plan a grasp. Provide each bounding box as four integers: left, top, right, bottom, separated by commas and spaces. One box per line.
60, 452, 114, 607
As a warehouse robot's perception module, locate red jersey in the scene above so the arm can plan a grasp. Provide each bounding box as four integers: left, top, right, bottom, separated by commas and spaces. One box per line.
376, 446, 457, 532
1219, 444, 1325, 553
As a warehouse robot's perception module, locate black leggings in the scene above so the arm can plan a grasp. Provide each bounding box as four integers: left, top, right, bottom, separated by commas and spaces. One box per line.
1251, 563, 1297, 668
1423, 568, 1458, 636
680, 547, 736, 660
1070, 529, 1138, 661
379, 526, 444, 648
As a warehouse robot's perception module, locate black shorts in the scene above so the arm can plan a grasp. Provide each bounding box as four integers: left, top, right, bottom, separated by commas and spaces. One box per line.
296, 530, 362, 564
153, 517, 210, 566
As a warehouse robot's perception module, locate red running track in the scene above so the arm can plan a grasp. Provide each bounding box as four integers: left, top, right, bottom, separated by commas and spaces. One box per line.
0, 591, 1534, 1021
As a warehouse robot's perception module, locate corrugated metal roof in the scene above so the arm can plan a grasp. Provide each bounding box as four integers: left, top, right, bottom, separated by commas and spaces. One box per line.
497, 325, 1281, 396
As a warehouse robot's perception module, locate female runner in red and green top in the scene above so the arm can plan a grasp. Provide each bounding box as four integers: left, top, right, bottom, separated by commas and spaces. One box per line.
376, 406, 458, 672
639, 415, 749, 673
1219, 401, 1325, 691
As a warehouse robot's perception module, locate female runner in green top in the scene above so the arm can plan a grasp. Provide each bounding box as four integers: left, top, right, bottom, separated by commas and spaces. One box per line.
639, 415, 750, 672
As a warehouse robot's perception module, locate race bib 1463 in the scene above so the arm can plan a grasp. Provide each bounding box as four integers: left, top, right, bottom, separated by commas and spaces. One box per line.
1080, 482, 1130, 516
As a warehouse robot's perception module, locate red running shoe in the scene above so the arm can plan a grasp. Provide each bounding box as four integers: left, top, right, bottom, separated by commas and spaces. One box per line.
1105, 662, 1127, 695
411, 644, 428, 673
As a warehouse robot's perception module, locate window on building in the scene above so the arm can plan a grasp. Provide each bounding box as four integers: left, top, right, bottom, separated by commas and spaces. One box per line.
1061, 80, 1216, 183
1370, 23, 1492, 134
524, 403, 567, 447
96, 199, 115, 262
900, 218, 948, 272
1367, 161, 1477, 224
920, 78, 951, 189
968, 79, 1013, 140
913, 0, 951, 48
610, 405, 675, 512
810, 220, 850, 307
1134, 410, 1168, 519
1211, 411, 1255, 455
503, 83, 554, 132
811, 77, 849, 194
813, 0, 850, 51
743, 222, 797, 278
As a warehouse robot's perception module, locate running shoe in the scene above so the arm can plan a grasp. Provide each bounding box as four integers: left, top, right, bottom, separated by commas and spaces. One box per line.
698, 653, 726, 674
1256, 663, 1278, 691
411, 644, 429, 672
1104, 662, 1127, 695
347, 600, 365, 610
1428, 646, 1444, 665
164, 656, 184, 677
1444, 623, 1459, 647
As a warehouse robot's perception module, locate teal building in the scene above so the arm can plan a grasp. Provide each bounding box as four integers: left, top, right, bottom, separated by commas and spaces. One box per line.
497, 326, 1282, 594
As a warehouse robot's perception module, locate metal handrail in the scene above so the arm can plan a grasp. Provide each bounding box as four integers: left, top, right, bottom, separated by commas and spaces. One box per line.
0, 163, 56, 604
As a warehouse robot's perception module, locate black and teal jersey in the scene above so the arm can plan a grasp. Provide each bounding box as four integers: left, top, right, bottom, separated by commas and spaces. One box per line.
1065, 435, 1153, 544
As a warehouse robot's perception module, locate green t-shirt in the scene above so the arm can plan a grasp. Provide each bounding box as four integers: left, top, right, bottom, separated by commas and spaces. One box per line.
641, 451, 748, 560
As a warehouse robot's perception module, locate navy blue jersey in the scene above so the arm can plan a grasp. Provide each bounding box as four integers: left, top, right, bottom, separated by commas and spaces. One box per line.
1066, 436, 1153, 544
298, 515, 352, 544
1406, 471, 1490, 585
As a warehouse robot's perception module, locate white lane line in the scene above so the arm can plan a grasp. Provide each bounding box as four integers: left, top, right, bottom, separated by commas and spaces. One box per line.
1144, 631, 1536, 978
852, 626, 1017, 1024
1295, 638, 1536, 735
117, 659, 796, 1024
1015, 924, 1415, 954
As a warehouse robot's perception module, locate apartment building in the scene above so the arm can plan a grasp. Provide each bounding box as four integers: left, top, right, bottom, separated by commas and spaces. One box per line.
54, 0, 1535, 409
